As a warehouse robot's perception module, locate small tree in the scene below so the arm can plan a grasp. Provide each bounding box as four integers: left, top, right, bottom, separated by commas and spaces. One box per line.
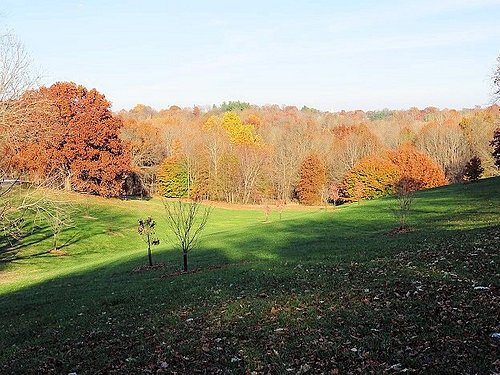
393, 177, 423, 230
263, 204, 272, 222
44, 202, 74, 251
163, 200, 211, 272
463, 156, 484, 182
275, 200, 284, 220
328, 183, 342, 206
138, 217, 160, 266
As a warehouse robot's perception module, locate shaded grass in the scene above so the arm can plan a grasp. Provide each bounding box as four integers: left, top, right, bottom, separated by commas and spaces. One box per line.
0, 177, 499, 373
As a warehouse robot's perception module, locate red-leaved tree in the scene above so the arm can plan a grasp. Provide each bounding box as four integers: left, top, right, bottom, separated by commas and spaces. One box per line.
16, 82, 131, 197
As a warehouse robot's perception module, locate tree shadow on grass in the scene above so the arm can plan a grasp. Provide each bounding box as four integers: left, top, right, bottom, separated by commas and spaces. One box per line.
0, 178, 498, 372
0, 221, 498, 374
0, 203, 141, 267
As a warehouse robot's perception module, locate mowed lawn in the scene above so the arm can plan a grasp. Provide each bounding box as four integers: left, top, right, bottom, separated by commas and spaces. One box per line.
0, 178, 499, 374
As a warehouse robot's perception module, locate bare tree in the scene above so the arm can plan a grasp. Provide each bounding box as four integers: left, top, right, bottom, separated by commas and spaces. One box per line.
265, 125, 309, 202
1, 180, 76, 261
0, 33, 37, 102
0, 32, 40, 242
327, 125, 380, 184
0, 167, 23, 244
237, 145, 268, 204
38, 199, 74, 252
493, 55, 500, 104
0, 32, 42, 151
163, 200, 211, 272
415, 122, 470, 182
18, 186, 76, 251
1, 36, 67, 238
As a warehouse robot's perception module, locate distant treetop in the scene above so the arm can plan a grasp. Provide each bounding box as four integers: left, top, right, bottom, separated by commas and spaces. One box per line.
219, 101, 251, 112
367, 109, 394, 121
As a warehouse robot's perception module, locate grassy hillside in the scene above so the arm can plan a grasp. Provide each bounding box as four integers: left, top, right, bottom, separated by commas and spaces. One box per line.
0, 178, 499, 374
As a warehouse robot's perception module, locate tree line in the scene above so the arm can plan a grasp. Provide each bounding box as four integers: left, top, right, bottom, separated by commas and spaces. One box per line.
3, 87, 500, 204
1, 31, 499, 205
122, 100, 499, 204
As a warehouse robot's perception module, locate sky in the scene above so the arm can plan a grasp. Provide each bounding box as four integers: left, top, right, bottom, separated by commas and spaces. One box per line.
1, 0, 499, 112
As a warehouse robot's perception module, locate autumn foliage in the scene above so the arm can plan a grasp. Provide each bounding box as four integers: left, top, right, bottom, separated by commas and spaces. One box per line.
157, 142, 189, 198
342, 156, 400, 200
342, 145, 447, 201
15, 82, 131, 197
387, 144, 448, 189
297, 154, 326, 205
5, 78, 499, 202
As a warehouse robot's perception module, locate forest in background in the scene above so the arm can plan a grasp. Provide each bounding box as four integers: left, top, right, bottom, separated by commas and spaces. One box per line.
3, 85, 500, 205
1, 32, 499, 205
117, 101, 499, 204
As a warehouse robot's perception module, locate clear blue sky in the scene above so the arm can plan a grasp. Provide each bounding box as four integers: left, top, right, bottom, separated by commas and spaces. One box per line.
1, 0, 499, 111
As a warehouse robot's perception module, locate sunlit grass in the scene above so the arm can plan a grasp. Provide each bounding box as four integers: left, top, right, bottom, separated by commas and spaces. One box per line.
0, 177, 498, 373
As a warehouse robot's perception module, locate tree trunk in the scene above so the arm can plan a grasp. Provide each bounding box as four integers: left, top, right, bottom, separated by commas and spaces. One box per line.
64, 173, 72, 191
183, 250, 188, 272
147, 235, 153, 266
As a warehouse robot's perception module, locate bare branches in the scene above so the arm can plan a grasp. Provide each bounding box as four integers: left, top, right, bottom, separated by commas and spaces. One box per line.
163, 199, 211, 272
1, 174, 76, 261
0, 166, 25, 242
492, 55, 500, 104
392, 177, 423, 230
0, 33, 38, 103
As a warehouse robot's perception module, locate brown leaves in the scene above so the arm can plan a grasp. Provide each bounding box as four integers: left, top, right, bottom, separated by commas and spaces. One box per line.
270, 306, 280, 316
297, 153, 326, 205
387, 144, 448, 188
13, 82, 131, 197
2, 225, 498, 374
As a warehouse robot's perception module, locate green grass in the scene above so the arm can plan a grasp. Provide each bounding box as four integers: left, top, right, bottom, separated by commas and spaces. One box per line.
0, 178, 499, 374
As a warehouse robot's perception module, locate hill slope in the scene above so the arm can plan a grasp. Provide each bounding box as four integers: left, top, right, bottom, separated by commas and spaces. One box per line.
0, 178, 499, 373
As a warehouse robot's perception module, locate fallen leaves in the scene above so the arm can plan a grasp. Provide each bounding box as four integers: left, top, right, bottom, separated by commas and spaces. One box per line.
1, 227, 499, 374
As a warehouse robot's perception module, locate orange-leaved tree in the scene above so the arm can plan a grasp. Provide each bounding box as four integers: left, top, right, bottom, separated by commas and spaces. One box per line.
342, 155, 400, 200
17, 82, 131, 197
297, 153, 326, 205
387, 144, 447, 189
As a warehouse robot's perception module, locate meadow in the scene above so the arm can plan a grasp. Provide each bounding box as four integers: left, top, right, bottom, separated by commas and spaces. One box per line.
0, 178, 499, 374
